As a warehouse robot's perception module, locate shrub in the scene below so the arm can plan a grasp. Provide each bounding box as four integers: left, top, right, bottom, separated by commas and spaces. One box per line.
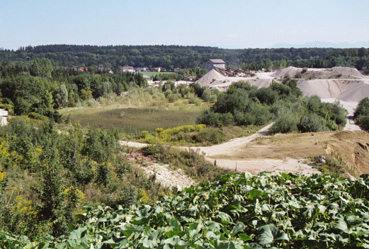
353, 98, 369, 130
354, 97, 369, 118
295, 72, 302, 78
306, 96, 321, 113
228, 81, 254, 91
166, 93, 180, 103
298, 114, 326, 132
142, 144, 166, 160
355, 115, 369, 131
271, 82, 291, 98
191, 128, 227, 145
250, 104, 272, 125
189, 83, 205, 97
256, 87, 279, 105
28, 112, 48, 121
271, 114, 298, 134
201, 89, 217, 103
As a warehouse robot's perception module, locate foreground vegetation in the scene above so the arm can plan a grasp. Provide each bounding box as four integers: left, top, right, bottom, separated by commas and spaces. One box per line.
2, 172, 369, 248
0, 117, 227, 240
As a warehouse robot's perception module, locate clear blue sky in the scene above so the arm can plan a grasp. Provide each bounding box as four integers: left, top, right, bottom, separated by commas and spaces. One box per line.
1, 0, 368, 50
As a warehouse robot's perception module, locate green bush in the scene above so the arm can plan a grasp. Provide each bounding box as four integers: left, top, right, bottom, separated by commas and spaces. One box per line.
201, 89, 218, 103
298, 114, 326, 132
142, 144, 166, 160
271, 114, 298, 133
356, 115, 369, 131
354, 97, 369, 118
191, 128, 227, 145
256, 87, 279, 105
28, 112, 49, 121
197, 111, 234, 127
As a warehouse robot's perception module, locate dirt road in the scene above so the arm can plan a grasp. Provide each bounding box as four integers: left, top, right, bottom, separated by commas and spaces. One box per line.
188, 123, 274, 157
344, 115, 362, 131
120, 123, 320, 176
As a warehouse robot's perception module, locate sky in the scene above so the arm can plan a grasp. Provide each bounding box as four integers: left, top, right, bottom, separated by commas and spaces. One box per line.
1, 0, 368, 50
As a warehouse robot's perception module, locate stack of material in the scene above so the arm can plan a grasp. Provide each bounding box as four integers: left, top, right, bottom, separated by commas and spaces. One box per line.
298, 79, 369, 102
274, 66, 364, 80
197, 69, 225, 86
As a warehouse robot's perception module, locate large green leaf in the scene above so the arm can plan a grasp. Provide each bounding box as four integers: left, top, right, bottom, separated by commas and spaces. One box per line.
256, 224, 289, 246
230, 222, 245, 236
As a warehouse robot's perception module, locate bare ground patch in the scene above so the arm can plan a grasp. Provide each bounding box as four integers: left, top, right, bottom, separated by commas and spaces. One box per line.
209, 130, 369, 177
122, 151, 196, 189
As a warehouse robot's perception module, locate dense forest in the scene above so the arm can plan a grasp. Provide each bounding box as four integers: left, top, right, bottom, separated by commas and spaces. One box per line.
1, 45, 369, 73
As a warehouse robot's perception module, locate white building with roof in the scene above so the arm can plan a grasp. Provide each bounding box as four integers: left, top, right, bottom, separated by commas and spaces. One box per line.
0, 109, 8, 126
205, 59, 226, 72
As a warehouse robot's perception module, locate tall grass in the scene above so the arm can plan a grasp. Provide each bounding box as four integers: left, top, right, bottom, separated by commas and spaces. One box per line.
68, 108, 203, 134
62, 87, 211, 135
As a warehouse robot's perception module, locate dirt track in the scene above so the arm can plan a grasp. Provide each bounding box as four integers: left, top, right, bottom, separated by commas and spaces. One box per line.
189, 123, 321, 176
188, 123, 274, 157
120, 123, 321, 176
121, 118, 369, 179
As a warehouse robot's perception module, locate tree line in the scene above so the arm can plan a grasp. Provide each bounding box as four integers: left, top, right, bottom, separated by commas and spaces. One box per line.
0, 58, 147, 120
1, 45, 368, 73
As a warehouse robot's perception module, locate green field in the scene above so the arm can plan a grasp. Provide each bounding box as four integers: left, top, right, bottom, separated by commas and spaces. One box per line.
140, 72, 176, 78
67, 108, 203, 134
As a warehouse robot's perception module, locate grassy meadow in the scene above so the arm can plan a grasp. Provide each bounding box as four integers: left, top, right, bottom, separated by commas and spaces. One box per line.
67, 108, 203, 134
140, 72, 176, 78
60, 87, 212, 137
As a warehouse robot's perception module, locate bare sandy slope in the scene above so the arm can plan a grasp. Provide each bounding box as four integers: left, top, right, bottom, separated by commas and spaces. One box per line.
211, 130, 369, 177
141, 163, 196, 189
120, 140, 149, 148
211, 158, 320, 176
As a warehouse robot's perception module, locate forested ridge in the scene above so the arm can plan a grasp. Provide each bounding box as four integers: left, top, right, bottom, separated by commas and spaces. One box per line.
1, 45, 368, 73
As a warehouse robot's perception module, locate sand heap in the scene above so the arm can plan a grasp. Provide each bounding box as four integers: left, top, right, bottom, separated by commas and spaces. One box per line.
298, 79, 369, 102
197, 69, 225, 86
274, 66, 364, 80
197, 67, 369, 105
273, 66, 301, 78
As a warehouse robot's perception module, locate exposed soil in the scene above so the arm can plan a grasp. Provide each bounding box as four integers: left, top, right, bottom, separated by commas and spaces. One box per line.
121, 126, 369, 187
122, 151, 196, 189
140, 163, 197, 189
209, 158, 320, 176
211, 130, 369, 177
